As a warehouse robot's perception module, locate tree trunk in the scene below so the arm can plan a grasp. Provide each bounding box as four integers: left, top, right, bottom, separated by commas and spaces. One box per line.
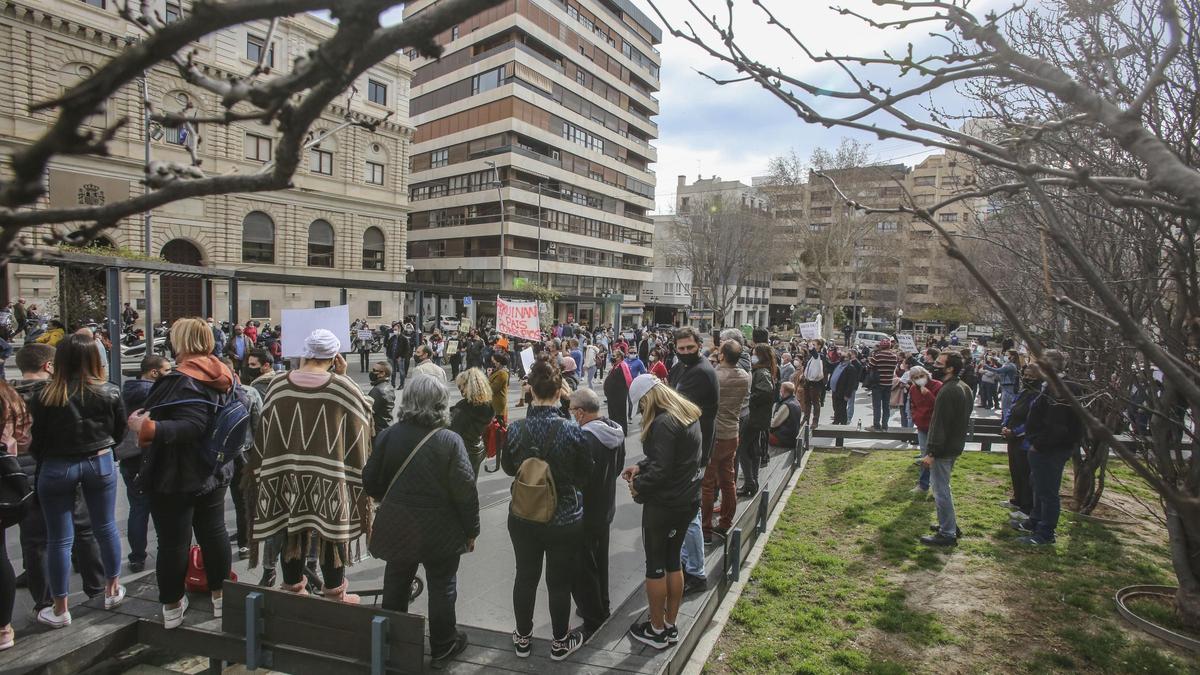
1071, 440, 1108, 515
1166, 505, 1200, 629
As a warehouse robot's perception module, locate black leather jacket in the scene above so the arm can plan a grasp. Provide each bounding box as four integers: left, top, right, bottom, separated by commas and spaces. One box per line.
28, 382, 126, 459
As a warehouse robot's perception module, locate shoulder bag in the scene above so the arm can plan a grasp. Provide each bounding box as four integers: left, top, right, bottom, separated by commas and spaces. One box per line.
368, 428, 460, 562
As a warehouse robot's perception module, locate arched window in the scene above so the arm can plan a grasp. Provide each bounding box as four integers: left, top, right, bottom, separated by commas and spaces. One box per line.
308, 219, 335, 268
160, 91, 195, 146
362, 226, 385, 270
242, 211, 275, 263
61, 63, 106, 128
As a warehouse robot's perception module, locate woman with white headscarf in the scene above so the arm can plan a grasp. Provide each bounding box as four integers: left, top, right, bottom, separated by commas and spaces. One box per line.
245, 329, 375, 602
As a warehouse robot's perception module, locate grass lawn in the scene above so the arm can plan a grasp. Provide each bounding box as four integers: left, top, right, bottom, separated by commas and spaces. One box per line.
707, 451, 1200, 674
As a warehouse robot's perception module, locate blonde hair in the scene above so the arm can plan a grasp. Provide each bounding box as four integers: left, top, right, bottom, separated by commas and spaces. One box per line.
640, 382, 701, 441
455, 367, 491, 406
170, 317, 215, 357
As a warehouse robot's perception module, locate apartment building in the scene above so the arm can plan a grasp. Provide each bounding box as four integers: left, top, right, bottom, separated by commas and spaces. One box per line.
402, 0, 660, 329
0, 0, 413, 324
643, 215, 692, 327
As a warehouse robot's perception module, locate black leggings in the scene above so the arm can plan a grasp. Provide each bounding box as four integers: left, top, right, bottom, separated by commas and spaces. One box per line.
0, 528, 14, 626
508, 516, 581, 639
281, 541, 345, 590
641, 504, 694, 579
150, 486, 231, 604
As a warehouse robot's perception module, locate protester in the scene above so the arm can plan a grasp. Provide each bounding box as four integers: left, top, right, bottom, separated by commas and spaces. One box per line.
489, 352, 510, 422
368, 361, 396, 434
243, 349, 276, 400
739, 344, 776, 492
34, 320, 65, 347
363, 376, 477, 666
778, 352, 795, 385
1016, 350, 1084, 546
559, 356, 579, 417
584, 340, 599, 388
0, 378, 29, 648
984, 350, 1021, 418
247, 329, 374, 604
410, 344, 447, 382
798, 340, 827, 429
920, 352, 973, 547
127, 319, 234, 628
770, 381, 804, 447
667, 327, 719, 593
386, 322, 411, 388
116, 355, 171, 571
501, 360, 591, 661
622, 374, 702, 650
1000, 365, 1041, 519
567, 387, 625, 638
906, 365, 943, 495
225, 325, 250, 369
28, 334, 126, 627
603, 349, 630, 434
450, 368, 495, 478
830, 349, 861, 425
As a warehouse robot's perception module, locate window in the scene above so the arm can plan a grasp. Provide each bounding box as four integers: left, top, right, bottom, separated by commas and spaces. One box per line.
161, 92, 192, 145
367, 300, 382, 317
941, 176, 960, 187
246, 133, 272, 161
575, 69, 586, 86
242, 211, 275, 263
877, 220, 898, 231
246, 34, 274, 66
471, 67, 503, 95
431, 149, 448, 168
560, 121, 603, 153
164, 1, 181, 23
913, 175, 936, 187
314, 300, 331, 309
367, 79, 387, 105
82, 0, 105, 7
250, 299, 270, 318
939, 212, 959, 223
308, 219, 335, 268
310, 148, 333, 175
363, 227, 385, 270
451, 25, 460, 40
366, 161, 385, 185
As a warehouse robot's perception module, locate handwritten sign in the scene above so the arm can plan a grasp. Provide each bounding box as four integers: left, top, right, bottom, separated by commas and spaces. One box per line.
520, 346, 535, 374
897, 334, 917, 353
280, 305, 351, 358
798, 321, 821, 339
497, 297, 541, 341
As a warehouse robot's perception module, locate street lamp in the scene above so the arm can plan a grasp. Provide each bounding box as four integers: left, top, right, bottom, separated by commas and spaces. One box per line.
484, 160, 505, 289
896, 308, 904, 335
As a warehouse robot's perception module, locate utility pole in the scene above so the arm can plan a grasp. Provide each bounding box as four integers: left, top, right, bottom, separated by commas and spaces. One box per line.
139, 72, 154, 342
485, 161, 505, 289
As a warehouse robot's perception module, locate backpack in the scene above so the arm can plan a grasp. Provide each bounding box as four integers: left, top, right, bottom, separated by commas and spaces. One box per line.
510, 424, 559, 524
804, 357, 824, 381
0, 452, 33, 528
149, 385, 251, 478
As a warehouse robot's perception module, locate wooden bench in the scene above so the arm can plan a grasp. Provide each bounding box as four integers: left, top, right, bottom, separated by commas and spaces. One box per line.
808, 423, 1008, 452
215, 581, 426, 674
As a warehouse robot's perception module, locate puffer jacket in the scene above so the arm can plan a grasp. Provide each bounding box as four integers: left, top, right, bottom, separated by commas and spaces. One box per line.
501, 406, 592, 526
633, 413, 702, 510
363, 422, 480, 560
28, 381, 126, 459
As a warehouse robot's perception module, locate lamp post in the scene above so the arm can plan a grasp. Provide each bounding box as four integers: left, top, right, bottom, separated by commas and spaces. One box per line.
485, 160, 505, 289
138, 67, 154, 345
536, 181, 543, 281
896, 308, 904, 335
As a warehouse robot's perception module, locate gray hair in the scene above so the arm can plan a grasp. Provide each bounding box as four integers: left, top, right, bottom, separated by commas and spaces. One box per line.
1042, 349, 1066, 373
570, 387, 602, 414
399, 375, 450, 428
908, 365, 931, 380
719, 328, 744, 345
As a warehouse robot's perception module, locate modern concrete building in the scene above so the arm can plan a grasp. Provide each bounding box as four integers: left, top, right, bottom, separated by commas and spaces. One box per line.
401, 0, 660, 329
0, 0, 413, 326
642, 215, 692, 327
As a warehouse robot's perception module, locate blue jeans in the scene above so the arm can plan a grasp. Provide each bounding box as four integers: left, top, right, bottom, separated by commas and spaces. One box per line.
846, 391, 856, 421
917, 429, 930, 490
1027, 449, 1071, 542
871, 385, 892, 429
119, 460, 152, 563
1000, 387, 1017, 420
679, 509, 706, 579
930, 456, 958, 537
900, 393, 913, 428
38, 452, 122, 598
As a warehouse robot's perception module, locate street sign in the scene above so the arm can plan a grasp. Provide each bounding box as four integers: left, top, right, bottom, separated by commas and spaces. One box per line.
462, 296, 473, 306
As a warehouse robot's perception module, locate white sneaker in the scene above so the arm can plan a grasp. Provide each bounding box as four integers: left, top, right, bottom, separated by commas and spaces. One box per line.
163, 595, 189, 630
212, 594, 222, 619
36, 606, 71, 629
104, 584, 127, 610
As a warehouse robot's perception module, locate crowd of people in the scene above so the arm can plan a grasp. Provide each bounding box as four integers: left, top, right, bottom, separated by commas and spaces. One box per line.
0, 311, 1085, 666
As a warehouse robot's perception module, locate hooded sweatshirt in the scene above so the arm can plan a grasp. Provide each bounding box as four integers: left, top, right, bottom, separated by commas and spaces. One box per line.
580, 417, 626, 536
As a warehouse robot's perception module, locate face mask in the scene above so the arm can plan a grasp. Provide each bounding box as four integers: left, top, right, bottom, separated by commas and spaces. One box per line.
649, 355, 657, 362
240, 367, 259, 383
793, 359, 801, 368
913, 377, 928, 387
932, 366, 946, 380
369, 372, 385, 384
1022, 377, 1041, 390
677, 351, 701, 366
751, 355, 759, 365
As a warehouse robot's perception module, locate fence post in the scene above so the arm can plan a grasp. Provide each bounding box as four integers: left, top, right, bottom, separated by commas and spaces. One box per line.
245, 591, 270, 669
729, 528, 742, 582
758, 489, 770, 534
370, 615, 390, 675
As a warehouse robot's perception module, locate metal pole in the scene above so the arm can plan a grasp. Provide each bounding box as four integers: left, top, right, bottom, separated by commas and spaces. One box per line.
106, 267, 121, 385
140, 74, 154, 342
486, 161, 505, 289
536, 183, 542, 281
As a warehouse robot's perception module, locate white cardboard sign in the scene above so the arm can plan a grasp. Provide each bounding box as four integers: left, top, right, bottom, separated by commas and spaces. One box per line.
281, 304, 352, 358
897, 334, 918, 353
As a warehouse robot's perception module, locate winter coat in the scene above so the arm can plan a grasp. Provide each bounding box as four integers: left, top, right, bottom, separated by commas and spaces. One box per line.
747, 367, 775, 431
668, 357, 720, 463
633, 413, 702, 510
368, 381, 396, 433
908, 379, 944, 432
116, 378, 155, 460
579, 418, 625, 537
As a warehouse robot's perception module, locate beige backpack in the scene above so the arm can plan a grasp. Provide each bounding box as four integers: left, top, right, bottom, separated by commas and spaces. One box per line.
510, 426, 559, 523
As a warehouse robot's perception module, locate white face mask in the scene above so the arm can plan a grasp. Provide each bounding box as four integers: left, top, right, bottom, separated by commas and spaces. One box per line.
914, 377, 928, 387
793, 359, 801, 368
751, 355, 759, 365
649, 355, 657, 362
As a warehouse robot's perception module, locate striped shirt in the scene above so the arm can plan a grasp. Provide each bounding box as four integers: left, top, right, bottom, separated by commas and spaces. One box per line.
868, 349, 900, 387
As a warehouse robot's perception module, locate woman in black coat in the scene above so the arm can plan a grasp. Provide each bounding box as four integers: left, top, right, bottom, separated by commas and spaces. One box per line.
449, 368, 497, 478
603, 349, 630, 434
363, 376, 479, 666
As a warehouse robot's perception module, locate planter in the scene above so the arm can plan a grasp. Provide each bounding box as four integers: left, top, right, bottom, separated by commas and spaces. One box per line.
1115, 585, 1200, 653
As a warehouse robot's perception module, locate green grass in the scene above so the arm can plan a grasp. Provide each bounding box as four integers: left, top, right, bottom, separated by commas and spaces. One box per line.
705, 452, 1200, 674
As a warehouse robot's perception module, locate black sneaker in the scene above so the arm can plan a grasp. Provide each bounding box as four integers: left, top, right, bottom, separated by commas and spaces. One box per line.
129, 560, 146, 573
550, 629, 584, 661
712, 525, 729, 538
920, 533, 958, 547
663, 624, 679, 644
628, 621, 669, 650
258, 568, 277, 588
512, 631, 531, 658
430, 632, 469, 669
1011, 519, 1035, 533
703, 532, 713, 545
683, 573, 707, 595
15, 571, 27, 588
928, 525, 962, 538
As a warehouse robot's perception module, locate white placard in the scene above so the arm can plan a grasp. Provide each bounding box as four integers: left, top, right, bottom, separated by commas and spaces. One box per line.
897, 334, 917, 353
520, 346, 535, 374
497, 297, 542, 341
281, 304, 352, 358
798, 321, 821, 339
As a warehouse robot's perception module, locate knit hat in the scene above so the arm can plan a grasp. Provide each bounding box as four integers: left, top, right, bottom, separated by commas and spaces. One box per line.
560, 356, 577, 373
303, 329, 341, 359
628, 373, 661, 410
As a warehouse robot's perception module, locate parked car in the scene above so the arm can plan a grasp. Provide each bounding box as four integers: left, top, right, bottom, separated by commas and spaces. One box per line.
423, 315, 460, 333
852, 330, 894, 348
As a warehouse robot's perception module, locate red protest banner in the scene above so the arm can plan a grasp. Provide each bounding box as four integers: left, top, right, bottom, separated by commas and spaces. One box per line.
496, 297, 541, 340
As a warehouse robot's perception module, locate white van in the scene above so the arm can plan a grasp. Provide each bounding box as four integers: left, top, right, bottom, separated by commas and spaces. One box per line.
852, 330, 893, 348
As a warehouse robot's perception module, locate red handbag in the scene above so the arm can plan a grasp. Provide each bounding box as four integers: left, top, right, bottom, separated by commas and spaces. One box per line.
184, 544, 237, 593
483, 417, 507, 473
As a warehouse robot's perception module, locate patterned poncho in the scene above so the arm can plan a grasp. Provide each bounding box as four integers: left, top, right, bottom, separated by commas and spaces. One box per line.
245, 371, 375, 566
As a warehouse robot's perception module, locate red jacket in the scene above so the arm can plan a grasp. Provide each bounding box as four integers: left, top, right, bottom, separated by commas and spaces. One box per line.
909, 378, 944, 432
650, 360, 668, 380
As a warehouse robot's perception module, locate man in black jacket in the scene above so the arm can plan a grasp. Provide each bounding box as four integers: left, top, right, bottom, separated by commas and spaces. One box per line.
568, 388, 626, 637
1016, 350, 1083, 546
385, 322, 411, 388
667, 327, 719, 592
920, 351, 973, 547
